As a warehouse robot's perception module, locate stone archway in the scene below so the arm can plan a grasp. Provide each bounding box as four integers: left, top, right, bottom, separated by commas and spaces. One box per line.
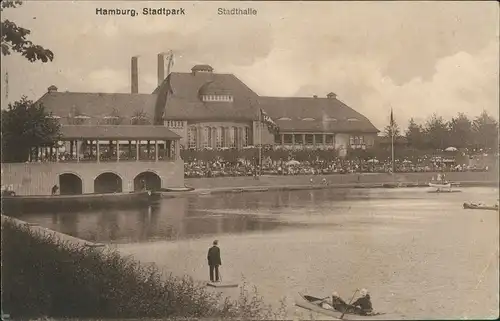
134, 171, 161, 192
94, 172, 123, 194
59, 173, 83, 195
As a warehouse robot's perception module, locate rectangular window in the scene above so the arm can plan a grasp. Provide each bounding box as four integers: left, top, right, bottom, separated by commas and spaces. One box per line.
274, 134, 281, 144
294, 134, 303, 144
284, 134, 293, 144
315, 134, 324, 144
325, 135, 334, 144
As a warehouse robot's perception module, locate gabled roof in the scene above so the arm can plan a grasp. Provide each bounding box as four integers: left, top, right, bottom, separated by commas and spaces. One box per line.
60, 125, 180, 140
36, 92, 158, 124
153, 72, 260, 121
258, 96, 379, 133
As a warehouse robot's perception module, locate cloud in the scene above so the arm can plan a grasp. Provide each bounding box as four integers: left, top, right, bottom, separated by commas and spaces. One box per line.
1, 1, 498, 130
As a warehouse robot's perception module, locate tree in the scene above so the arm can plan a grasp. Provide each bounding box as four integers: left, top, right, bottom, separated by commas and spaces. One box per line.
447, 113, 472, 149
472, 110, 499, 151
423, 113, 449, 150
1, 96, 61, 162
405, 118, 425, 150
1, 0, 54, 62
131, 110, 150, 125
383, 110, 400, 138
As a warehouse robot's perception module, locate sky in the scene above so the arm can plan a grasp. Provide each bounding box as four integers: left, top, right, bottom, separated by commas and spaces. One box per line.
1, 1, 499, 130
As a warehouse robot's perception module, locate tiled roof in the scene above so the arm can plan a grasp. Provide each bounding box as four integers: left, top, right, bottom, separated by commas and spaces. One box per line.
258, 96, 379, 133
154, 72, 260, 121
60, 125, 180, 140
36, 92, 158, 125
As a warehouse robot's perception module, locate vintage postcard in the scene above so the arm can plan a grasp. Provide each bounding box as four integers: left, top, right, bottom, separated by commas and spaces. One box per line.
1, 1, 499, 320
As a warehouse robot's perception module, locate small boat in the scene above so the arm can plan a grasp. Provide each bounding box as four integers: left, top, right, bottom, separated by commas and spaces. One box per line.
295, 293, 384, 320
1, 191, 160, 214
428, 182, 452, 189
463, 202, 499, 211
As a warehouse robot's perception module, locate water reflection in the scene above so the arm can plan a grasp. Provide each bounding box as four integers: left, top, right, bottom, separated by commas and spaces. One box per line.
12, 187, 494, 244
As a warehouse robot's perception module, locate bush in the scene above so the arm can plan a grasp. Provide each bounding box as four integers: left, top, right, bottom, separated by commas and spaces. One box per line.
1, 218, 286, 320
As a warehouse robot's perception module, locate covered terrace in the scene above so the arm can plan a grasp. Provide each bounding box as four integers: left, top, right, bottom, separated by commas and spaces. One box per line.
28, 125, 181, 163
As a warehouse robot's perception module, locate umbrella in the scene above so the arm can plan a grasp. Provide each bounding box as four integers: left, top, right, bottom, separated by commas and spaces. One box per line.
286, 160, 300, 166
445, 147, 458, 152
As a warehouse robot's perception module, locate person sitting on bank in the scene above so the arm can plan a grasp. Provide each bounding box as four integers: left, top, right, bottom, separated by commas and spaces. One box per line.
207, 240, 222, 282
351, 288, 373, 315
51, 184, 59, 195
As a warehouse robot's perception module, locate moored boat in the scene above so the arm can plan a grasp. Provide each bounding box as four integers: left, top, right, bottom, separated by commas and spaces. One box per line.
463, 202, 499, 211
295, 293, 384, 320
1, 191, 160, 214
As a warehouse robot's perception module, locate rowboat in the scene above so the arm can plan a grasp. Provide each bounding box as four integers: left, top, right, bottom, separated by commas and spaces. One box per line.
295, 293, 384, 320
428, 182, 452, 189
463, 202, 499, 211
1, 191, 160, 214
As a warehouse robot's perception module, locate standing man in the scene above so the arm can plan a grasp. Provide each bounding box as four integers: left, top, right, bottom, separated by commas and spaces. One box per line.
207, 240, 222, 282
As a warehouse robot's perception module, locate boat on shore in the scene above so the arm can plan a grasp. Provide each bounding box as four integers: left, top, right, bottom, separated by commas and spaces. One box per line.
463, 202, 499, 211
295, 293, 384, 320
1, 191, 160, 214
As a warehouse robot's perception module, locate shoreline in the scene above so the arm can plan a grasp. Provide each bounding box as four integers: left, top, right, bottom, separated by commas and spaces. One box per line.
164, 171, 498, 198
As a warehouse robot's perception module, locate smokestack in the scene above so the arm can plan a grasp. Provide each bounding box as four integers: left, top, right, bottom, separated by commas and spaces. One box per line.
158, 53, 165, 86
131, 56, 139, 94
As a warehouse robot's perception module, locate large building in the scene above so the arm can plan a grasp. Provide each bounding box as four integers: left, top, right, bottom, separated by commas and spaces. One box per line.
38, 57, 379, 158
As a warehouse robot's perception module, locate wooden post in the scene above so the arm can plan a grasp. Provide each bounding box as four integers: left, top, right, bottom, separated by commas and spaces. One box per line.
76, 141, 80, 162
136, 140, 140, 161
155, 140, 159, 161
97, 141, 100, 163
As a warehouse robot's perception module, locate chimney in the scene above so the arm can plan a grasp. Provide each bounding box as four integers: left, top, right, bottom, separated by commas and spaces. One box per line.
327, 92, 337, 99
131, 56, 139, 94
48, 85, 58, 93
158, 53, 165, 86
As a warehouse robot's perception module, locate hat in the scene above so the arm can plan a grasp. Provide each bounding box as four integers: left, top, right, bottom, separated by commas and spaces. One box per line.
360, 288, 368, 296
213, 240, 218, 245
332, 291, 339, 297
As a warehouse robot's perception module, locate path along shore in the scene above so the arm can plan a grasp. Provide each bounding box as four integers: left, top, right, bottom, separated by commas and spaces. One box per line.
165, 171, 498, 197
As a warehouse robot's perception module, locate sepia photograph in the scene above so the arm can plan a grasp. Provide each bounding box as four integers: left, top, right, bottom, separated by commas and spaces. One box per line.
1, 1, 499, 320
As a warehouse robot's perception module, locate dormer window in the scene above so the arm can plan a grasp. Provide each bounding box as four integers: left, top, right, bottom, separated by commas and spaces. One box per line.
324, 117, 337, 122
278, 117, 292, 121
74, 115, 90, 119
347, 118, 359, 121
302, 118, 315, 121
201, 95, 233, 102
45, 115, 61, 119
103, 116, 119, 119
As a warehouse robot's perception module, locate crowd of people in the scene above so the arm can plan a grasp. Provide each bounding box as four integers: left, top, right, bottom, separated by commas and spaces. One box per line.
184, 155, 491, 178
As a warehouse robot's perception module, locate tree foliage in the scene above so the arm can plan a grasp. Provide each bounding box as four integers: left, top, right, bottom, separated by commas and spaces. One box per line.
1, 96, 61, 162
395, 111, 498, 152
405, 118, 425, 149
1, 0, 54, 62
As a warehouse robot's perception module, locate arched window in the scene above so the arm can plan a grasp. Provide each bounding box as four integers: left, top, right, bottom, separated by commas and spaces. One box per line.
188, 126, 197, 149
203, 127, 211, 148
230, 127, 237, 148
243, 127, 250, 147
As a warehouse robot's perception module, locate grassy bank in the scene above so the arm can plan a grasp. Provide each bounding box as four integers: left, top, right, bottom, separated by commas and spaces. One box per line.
1, 218, 286, 320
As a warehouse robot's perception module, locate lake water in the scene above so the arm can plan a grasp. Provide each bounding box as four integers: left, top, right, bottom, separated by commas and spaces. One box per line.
14, 187, 499, 320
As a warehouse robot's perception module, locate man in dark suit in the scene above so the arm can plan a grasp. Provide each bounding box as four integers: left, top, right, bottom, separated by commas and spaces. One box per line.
207, 240, 222, 282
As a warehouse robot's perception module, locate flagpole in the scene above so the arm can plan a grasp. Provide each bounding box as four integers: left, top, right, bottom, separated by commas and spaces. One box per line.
390, 108, 395, 177
259, 109, 262, 177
